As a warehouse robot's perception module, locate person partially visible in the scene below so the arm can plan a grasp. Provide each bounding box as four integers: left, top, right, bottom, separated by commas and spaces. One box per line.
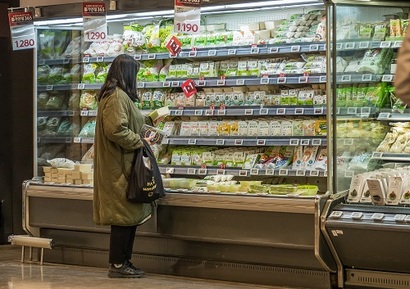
395, 26, 410, 104
93, 54, 161, 278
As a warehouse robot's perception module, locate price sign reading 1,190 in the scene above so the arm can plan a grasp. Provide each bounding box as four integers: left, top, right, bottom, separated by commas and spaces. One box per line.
8, 11, 36, 51
175, 22, 199, 33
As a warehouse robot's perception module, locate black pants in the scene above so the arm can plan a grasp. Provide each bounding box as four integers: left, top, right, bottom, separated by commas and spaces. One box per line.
109, 225, 137, 265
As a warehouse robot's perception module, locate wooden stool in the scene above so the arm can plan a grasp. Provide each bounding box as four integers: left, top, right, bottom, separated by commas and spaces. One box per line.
8, 235, 54, 265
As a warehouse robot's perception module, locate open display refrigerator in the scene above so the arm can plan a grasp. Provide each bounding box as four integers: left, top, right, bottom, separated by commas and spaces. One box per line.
23, 0, 403, 288
321, 1, 410, 288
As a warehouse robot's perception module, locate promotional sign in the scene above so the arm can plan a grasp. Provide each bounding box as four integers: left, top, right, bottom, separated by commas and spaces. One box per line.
166, 35, 182, 56
174, 0, 201, 34
181, 79, 197, 97
8, 11, 36, 51
83, 2, 107, 42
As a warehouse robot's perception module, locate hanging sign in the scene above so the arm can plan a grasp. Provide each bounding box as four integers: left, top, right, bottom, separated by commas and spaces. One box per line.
8, 11, 36, 51
83, 2, 107, 42
181, 79, 197, 97
174, 0, 201, 34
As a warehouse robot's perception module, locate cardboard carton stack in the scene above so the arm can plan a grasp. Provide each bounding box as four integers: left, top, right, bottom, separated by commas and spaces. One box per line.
43, 164, 93, 185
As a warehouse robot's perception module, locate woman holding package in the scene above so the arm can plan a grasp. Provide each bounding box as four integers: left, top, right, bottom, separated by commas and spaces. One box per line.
395, 26, 410, 104
93, 54, 161, 278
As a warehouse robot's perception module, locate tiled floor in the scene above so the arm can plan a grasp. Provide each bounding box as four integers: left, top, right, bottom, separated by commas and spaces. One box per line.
0, 245, 294, 289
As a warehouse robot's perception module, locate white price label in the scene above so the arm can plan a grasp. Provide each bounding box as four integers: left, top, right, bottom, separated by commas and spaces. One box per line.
265, 169, 274, 176
345, 42, 355, 49
259, 108, 269, 115
311, 139, 322, 146
260, 77, 270, 85
96, 56, 104, 62
244, 109, 253, 115
216, 139, 225, 145
380, 41, 391, 48
279, 169, 288, 176
297, 170, 306, 176
393, 41, 403, 48
359, 41, 369, 49
208, 49, 217, 56
277, 77, 287, 84
46, 85, 53, 91
300, 139, 310, 146
73, 137, 82, 143
80, 110, 89, 116
257, 139, 266, 146
174, 109, 183, 116
217, 169, 226, 175
228, 49, 237, 55
277, 108, 286, 115
236, 79, 245, 86
291, 45, 301, 52
198, 168, 207, 175
239, 170, 248, 177
298, 76, 308, 83
361, 74, 372, 82
197, 80, 206, 86
216, 79, 226, 86
194, 109, 203, 116
372, 152, 383, 158
234, 139, 244, 146
382, 74, 394, 82
217, 109, 226, 116
78, 83, 86, 90
289, 139, 299, 146
188, 139, 197, 145
88, 110, 97, 117
314, 107, 324, 115
309, 44, 319, 51
83, 56, 90, 63
205, 109, 214, 116
250, 168, 259, 175
269, 47, 279, 53
295, 108, 304, 115
166, 167, 175, 174
335, 43, 343, 50
83, 3, 107, 42
347, 107, 358, 114
134, 55, 142, 60
341, 75, 352, 82
9, 11, 36, 51
189, 50, 197, 57
171, 81, 180, 87
187, 168, 196, 175
163, 81, 171, 87
137, 82, 145, 88
378, 112, 390, 119
319, 75, 327, 83
310, 170, 319, 177
250, 46, 259, 54
361, 107, 371, 115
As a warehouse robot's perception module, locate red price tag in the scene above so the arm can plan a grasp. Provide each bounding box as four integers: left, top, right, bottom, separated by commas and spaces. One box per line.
8, 11, 36, 51
83, 2, 107, 42
181, 79, 197, 97
166, 36, 182, 56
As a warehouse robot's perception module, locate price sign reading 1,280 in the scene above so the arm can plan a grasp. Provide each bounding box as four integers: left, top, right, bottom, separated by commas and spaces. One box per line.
8, 11, 36, 51
174, 0, 201, 35
83, 2, 107, 42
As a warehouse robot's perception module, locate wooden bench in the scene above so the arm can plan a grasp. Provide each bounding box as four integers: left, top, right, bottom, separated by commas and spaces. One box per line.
8, 235, 54, 265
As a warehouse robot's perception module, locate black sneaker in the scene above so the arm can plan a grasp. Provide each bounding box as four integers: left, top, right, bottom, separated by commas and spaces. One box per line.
125, 260, 144, 274
108, 263, 145, 278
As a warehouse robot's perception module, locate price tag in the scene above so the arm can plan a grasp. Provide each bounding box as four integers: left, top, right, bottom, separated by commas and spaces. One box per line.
359, 41, 369, 49
196, 79, 206, 86
378, 112, 390, 119
289, 139, 299, 146
309, 44, 319, 51
372, 213, 385, 221
298, 76, 308, 83
319, 75, 327, 83
380, 41, 391, 48
73, 137, 82, 143
250, 46, 259, 54
217, 109, 226, 116
174, 109, 183, 116
174, 0, 201, 34
394, 214, 406, 222
147, 54, 156, 60
217, 169, 226, 175
311, 139, 322, 146
347, 107, 358, 114
80, 110, 89, 116
234, 139, 244, 146
133, 55, 142, 60
343, 139, 353, 145
194, 109, 203, 116
166, 35, 182, 56
63, 58, 70, 64
257, 139, 266, 146
88, 110, 97, 117
46, 85, 53, 91
345, 42, 355, 49
341, 75, 352, 82
314, 107, 324, 115
382, 74, 394, 82
297, 170, 306, 176
393, 41, 403, 48
208, 49, 217, 56
171, 81, 180, 87
82, 56, 90, 63
166, 167, 175, 174
344, 171, 354, 178
205, 109, 214, 116
250, 168, 259, 175
216, 78, 226, 86
188, 139, 197, 145
361, 107, 371, 115
279, 169, 288, 176
336, 107, 341, 115
77, 83, 85, 90
310, 170, 319, 177
259, 108, 269, 115
236, 79, 245, 86
187, 168, 196, 175
216, 139, 225, 145
198, 168, 207, 175
228, 49, 237, 55
244, 109, 253, 115
269, 47, 279, 53
277, 77, 287, 84
137, 82, 145, 88
239, 170, 248, 177
291, 45, 301, 52
361, 74, 372, 82
188, 50, 197, 57
67, 111, 75, 117
163, 81, 171, 87
265, 169, 274, 176
335, 43, 343, 50
300, 139, 310, 146
372, 152, 383, 158
96, 56, 104, 62
181, 79, 197, 97
295, 108, 304, 115
260, 77, 270, 85
277, 108, 286, 115
162, 138, 170, 145
83, 2, 107, 42
8, 11, 36, 51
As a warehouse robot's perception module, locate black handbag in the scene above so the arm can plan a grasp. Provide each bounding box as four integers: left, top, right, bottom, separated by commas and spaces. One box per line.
126, 139, 165, 203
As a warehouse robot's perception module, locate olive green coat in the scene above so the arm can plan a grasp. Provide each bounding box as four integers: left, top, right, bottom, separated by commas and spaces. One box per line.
93, 88, 153, 226
395, 27, 410, 104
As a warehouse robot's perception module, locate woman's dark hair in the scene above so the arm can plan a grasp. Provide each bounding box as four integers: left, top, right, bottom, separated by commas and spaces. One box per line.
97, 54, 140, 102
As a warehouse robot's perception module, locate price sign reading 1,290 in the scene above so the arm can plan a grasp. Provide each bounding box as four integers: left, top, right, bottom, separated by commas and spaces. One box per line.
83, 2, 107, 42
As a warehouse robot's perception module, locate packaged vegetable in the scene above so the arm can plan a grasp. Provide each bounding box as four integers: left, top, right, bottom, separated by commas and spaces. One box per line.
80, 91, 98, 110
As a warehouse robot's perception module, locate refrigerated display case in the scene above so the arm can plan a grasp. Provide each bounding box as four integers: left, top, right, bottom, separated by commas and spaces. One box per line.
322, 1, 410, 288
21, 1, 340, 288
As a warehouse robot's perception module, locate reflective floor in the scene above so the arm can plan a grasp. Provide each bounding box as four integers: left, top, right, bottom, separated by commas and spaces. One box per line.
0, 245, 292, 289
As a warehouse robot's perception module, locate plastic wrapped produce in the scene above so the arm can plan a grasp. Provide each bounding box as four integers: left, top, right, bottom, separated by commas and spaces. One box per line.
45, 92, 65, 110
38, 30, 55, 59
47, 158, 75, 169
78, 119, 96, 137
37, 65, 50, 84
64, 36, 82, 57
79, 91, 98, 110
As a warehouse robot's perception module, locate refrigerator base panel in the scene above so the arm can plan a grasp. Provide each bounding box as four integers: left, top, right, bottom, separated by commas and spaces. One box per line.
43, 246, 334, 289
345, 269, 410, 289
